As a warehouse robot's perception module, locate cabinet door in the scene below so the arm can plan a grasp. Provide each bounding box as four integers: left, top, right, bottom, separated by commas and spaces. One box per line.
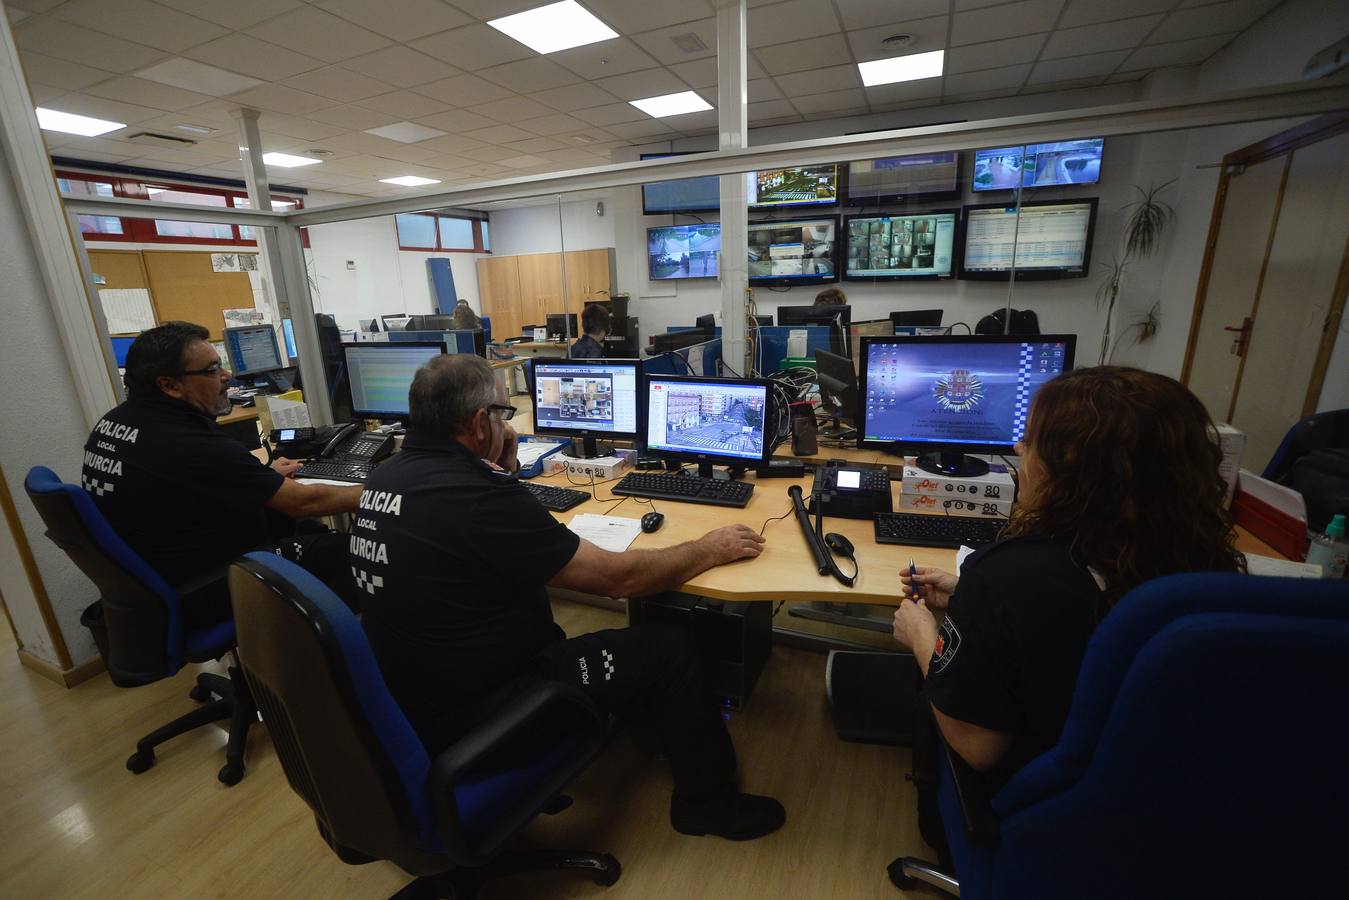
562, 248, 616, 314
476, 256, 521, 340
517, 252, 564, 323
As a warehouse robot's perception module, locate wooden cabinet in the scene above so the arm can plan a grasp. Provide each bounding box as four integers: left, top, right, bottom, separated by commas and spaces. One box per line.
476, 247, 616, 340
475, 255, 522, 340
563, 248, 615, 312
515, 252, 564, 326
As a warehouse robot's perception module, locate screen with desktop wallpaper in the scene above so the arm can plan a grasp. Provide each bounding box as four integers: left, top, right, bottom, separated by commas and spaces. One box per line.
646, 379, 767, 461
533, 363, 639, 435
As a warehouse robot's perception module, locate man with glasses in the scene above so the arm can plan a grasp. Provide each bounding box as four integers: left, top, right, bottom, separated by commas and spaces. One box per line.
81, 321, 361, 625
353, 354, 785, 842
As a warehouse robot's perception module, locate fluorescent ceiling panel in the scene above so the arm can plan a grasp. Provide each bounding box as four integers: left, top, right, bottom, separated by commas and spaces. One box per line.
35, 107, 125, 136
365, 121, 448, 143
629, 90, 713, 118
487, 1, 618, 55
261, 151, 322, 168
136, 57, 264, 96
379, 175, 442, 186
858, 49, 945, 87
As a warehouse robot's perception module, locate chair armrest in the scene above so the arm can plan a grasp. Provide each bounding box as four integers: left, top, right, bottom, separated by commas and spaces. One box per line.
942, 741, 1001, 847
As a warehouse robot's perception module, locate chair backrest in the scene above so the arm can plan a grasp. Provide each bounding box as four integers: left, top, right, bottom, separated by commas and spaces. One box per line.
1262, 407, 1349, 481
992, 573, 1349, 898
228, 552, 446, 876
23, 466, 181, 683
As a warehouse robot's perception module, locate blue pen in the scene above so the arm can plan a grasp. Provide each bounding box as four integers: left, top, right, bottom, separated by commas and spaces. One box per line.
907, 558, 918, 602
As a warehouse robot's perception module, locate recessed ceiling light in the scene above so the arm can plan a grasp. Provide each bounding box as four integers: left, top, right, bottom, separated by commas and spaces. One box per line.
858, 49, 944, 87
136, 58, 263, 97
35, 107, 124, 137
629, 91, 713, 118
379, 175, 442, 187
365, 121, 446, 144
488, 1, 617, 55
261, 152, 322, 168
173, 123, 215, 135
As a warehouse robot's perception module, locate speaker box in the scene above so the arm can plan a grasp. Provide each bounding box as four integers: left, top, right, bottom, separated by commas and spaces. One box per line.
826, 650, 919, 745
629, 592, 771, 709
791, 403, 818, 455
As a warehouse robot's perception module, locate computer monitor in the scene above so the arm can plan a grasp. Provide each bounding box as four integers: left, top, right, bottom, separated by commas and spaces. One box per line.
408, 314, 454, 331
282, 318, 298, 359
647, 223, 721, 279
695, 314, 716, 334
752, 315, 773, 327
358, 317, 380, 333
222, 325, 284, 377
746, 165, 841, 208
645, 375, 771, 478
649, 330, 712, 356
547, 313, 578, 340
110, 335, 135, 368
341, 341, 447, 419
777, 305, 851, 357
814, 348, 857, 438
381, 315, 411, 331
857, 334, 1076, 477
891, 309, 945, 328
640, 151, 720, 215
532, 358, 641, 458
844, 211, 958, 280
961, 199, 1098, 281
747, 217, 838, 286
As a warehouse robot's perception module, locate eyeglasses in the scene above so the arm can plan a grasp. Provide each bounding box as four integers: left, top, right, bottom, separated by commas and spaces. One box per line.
178, 363, 225, 377
486, 403, 517, 420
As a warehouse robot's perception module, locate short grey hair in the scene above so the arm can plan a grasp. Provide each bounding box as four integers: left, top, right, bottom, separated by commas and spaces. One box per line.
408, 354, 497, 440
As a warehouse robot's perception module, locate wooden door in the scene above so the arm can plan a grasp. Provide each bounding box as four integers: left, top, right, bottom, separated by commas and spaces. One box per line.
516, 252, 564, 325
476, 255, 522, 340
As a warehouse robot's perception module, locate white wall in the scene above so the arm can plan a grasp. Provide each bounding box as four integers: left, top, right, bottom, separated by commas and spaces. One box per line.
486, 199, 614, 256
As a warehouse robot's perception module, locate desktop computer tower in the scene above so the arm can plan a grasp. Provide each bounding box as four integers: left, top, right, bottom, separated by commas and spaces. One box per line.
629, 592, 771, 709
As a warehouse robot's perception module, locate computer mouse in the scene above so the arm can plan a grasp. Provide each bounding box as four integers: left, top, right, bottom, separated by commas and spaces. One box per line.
824, 532, 855, 557
641, 511, 665, 533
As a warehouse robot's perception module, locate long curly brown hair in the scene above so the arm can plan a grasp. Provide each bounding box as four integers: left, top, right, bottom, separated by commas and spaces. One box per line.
1002, 366, 1244, 607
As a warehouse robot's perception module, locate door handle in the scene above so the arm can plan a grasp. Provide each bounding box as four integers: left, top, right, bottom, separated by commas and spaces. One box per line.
1223, 317, 1253, 357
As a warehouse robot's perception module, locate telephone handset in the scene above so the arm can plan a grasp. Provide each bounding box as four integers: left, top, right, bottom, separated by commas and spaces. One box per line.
270, 423, 353, 459
325, 428, 395, 466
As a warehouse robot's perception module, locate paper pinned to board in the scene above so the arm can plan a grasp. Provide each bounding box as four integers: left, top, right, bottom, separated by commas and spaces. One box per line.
99, 288, 156, 334
787, 328, 808, 359
567, 514, 643, 553
686, 343, 705, 375
223, 307, 268, 329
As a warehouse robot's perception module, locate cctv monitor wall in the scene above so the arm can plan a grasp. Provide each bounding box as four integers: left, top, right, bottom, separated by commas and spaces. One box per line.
846, 153, 960, 205
972, 138, 1104, 191
844, 211, 958, 280
747, 165, 840, 208
960, 199, 1098, 281
747, 217, 839, 286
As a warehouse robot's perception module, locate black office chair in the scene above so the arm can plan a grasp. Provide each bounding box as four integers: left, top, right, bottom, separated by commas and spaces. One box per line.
1263, 408, 1349, 482
23, 466, 256, 785
228, 552, 620, 898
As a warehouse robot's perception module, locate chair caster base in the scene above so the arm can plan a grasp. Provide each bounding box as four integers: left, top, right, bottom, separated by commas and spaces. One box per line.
218, 758, 245, 786
889, 856, 959, 896
127, 748, 155, 774
887, 857, 917, 889
189, 684, 213, 702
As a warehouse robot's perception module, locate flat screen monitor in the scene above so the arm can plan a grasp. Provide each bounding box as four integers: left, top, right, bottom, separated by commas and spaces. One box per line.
647, 224, 721, 280
747, 165, 840, 208
844, 211, 958, 280
358, 317, 380, 333
111, 335, 135, 368
846, 153, 960, 205
223, 325, 283, 377
857, 334, 1076, 476
695, 314, 716, 334
408, 314, 454, 331
891, 309, 945, 327
342, 341, 447, 418
641, 152, 720, 214
381, 315, 411, 332
282, 318, 297, 358
532, 359, 641, 454
961, 199, 1098, 281
972, 138, 1104, 191
547, 313, 578, 339
777, 304, 851, 329
814, 348, 858, 431
645, 375, 772, 474
748, 217, 838, 286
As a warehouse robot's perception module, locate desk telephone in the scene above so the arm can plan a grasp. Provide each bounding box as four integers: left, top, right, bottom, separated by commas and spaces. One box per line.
280, 423, 395, 484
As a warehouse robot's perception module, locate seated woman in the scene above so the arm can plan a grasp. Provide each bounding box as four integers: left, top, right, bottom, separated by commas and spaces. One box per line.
893, 366, 1244, 790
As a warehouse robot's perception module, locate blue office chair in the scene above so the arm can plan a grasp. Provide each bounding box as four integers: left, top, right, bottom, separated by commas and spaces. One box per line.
23, 466, 256, 785
227, 552, 620, 897
1262, 408, 1349, 482
892, 572, 1349, 899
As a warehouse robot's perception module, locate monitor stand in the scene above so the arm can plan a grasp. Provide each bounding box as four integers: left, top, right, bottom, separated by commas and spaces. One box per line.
689, 460, 732, 481
916, 450, 990, 478
818, 414, 855, 440
569, 436, 612, 459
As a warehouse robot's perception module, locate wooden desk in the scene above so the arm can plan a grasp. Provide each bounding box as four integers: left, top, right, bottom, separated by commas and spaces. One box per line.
503, 340, 569, 358
217, 404, 260, 426
488, 355, 528, 396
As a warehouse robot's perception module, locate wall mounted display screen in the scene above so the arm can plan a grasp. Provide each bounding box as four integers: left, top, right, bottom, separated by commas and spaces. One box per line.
641, 152, 720, 214
747, 165, 840, 208
846, 153, 959, 204
845, 212, 957, 279
747, 217, 838, 286
972, 138, 1104, 191
647, 224, 721, 280
960, 199, 1097, 281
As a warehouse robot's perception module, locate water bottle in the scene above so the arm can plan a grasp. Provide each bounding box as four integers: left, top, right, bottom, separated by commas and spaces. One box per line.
1306, 513, 1348, 579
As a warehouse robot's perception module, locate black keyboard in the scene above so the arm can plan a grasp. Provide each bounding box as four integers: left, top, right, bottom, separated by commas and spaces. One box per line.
523, 481, 589, 512
295, 460, 375, 483
873, 512, 1004, 548
611, 472, 754, 508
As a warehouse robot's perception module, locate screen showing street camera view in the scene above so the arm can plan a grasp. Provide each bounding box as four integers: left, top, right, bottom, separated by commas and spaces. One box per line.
646, 378, 768, 462
747, 218, 837, 283
747, 165, 839, 207
972, 138, 1104, 191
846, 212, 956, 278
533, 362, 639, 435
647, 224, 721, 279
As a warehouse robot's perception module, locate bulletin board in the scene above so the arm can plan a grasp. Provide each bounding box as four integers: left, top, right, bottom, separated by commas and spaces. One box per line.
142, 251, 255, 340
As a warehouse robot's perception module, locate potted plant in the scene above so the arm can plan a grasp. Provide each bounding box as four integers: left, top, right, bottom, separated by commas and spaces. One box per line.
1096, 180, 1175, 365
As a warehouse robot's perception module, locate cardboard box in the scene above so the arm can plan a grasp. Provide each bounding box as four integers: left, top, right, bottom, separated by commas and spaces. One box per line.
1215, 424, 1245, 509
900, 465, 1017, 504
897, 492, 1014, 519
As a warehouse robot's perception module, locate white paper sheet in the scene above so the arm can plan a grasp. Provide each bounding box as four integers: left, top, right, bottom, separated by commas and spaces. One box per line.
99, 288, 156, 334
686, 343, 705, 374
955, 544, 977, 574
264, 396, 311, 430
518, 441, 564, 468
1244, 553, 1323, 579
296, 477, 359, 487
787, 328, 808, 359
567, 514, 643, 553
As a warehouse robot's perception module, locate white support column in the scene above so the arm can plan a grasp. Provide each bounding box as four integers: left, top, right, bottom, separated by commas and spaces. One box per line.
715, 0, 749, 375
230, 108, 290, 360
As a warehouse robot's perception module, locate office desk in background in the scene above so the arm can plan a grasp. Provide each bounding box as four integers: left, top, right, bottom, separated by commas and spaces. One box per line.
217, 403, 261, 450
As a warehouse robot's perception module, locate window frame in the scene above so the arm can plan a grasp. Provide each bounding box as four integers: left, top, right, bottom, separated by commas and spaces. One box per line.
394, 211, 490, 253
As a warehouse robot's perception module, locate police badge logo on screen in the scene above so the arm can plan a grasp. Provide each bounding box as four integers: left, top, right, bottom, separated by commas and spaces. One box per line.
933, 368, 984, 413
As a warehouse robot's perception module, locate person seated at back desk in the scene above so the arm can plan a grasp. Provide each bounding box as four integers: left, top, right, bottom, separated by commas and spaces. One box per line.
351, 354, 786, 841
813, 286, 846, 307
890, 368, 1243, 850
82, 322, 364, 624
569, 303, 609, 359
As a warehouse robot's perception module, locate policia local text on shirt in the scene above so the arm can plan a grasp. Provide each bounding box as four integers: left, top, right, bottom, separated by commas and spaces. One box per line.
352, 354, 786, 841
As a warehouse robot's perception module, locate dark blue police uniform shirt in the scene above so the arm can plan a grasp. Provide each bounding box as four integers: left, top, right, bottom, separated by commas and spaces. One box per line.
81, 395, 284, 585
352, 434, 580, 751
570, 334, 605, 359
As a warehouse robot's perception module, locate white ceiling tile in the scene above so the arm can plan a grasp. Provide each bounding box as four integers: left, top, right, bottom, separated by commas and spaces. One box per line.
659, 109, 719, 132
527, 82, 620, 111
411, 24, 534, 71
184, 35, 326, 82
1150, 0, 1276, 44
791, 88, 868, 115
134, 58, 264, 98
755, 34, 852, 76
366, 121, 448, 143
355, 90, 449, 119
604, 119, 677, 139
283, 66, 393, 102
669, 58, 718, 89
229, 84, 338, 116
572, 102, 648, 126
1059, 0, 1175, 28
31, 83, 68, 104
1021, 75, 1108, 93
498, 154, 552, 169
342, 46, 460, 88
836, 0, 950, 30
846, 17, 950, 63
515, 113, 590, 135
749, 98, 799, 121
594, 67, 689, 101
584, 0, 713, 33
774, 64, 863, 97
631, 18, 717, 65
1105, 69, 1149, 84
447, 0, 537, 18
749, 0, 843, 49
127, 145, 235, 167
748, 78, 784, 101
83, 76, 215, 112
862, 78, 943, 106
416, 134, 489, 155
414, 108, 500, 132
504, 136, 568, 154
946, 33, 1048, 73
1028, 49, 1129, 83
45, 93, 163, 125
1123, 33, 1236, 68
951, 0, 1064, 47
246, 7, 392, 64
461, 145, 515, 163
477, 57, 583, 93
942, 62, 1032, 94
551, 38, 660, 81
143, 100, 238, 130
159, 0, 304, 30
1042, 16, 1165, 59
306, 104, 404, 130
51, 0, 229, 54
463, 123, 536, 143
539, 147, 609, 166
317, 0, 472, 42
14, 18, 166, 74
465, 95, 554, 123
19, 52, 114, 91
322, 131, 435, 158
415, 73, 516, 106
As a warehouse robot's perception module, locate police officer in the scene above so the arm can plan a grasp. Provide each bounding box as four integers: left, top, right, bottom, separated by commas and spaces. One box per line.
353, 354, 785, 841
569, 303, 609, 359
82, 321, 361, 624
